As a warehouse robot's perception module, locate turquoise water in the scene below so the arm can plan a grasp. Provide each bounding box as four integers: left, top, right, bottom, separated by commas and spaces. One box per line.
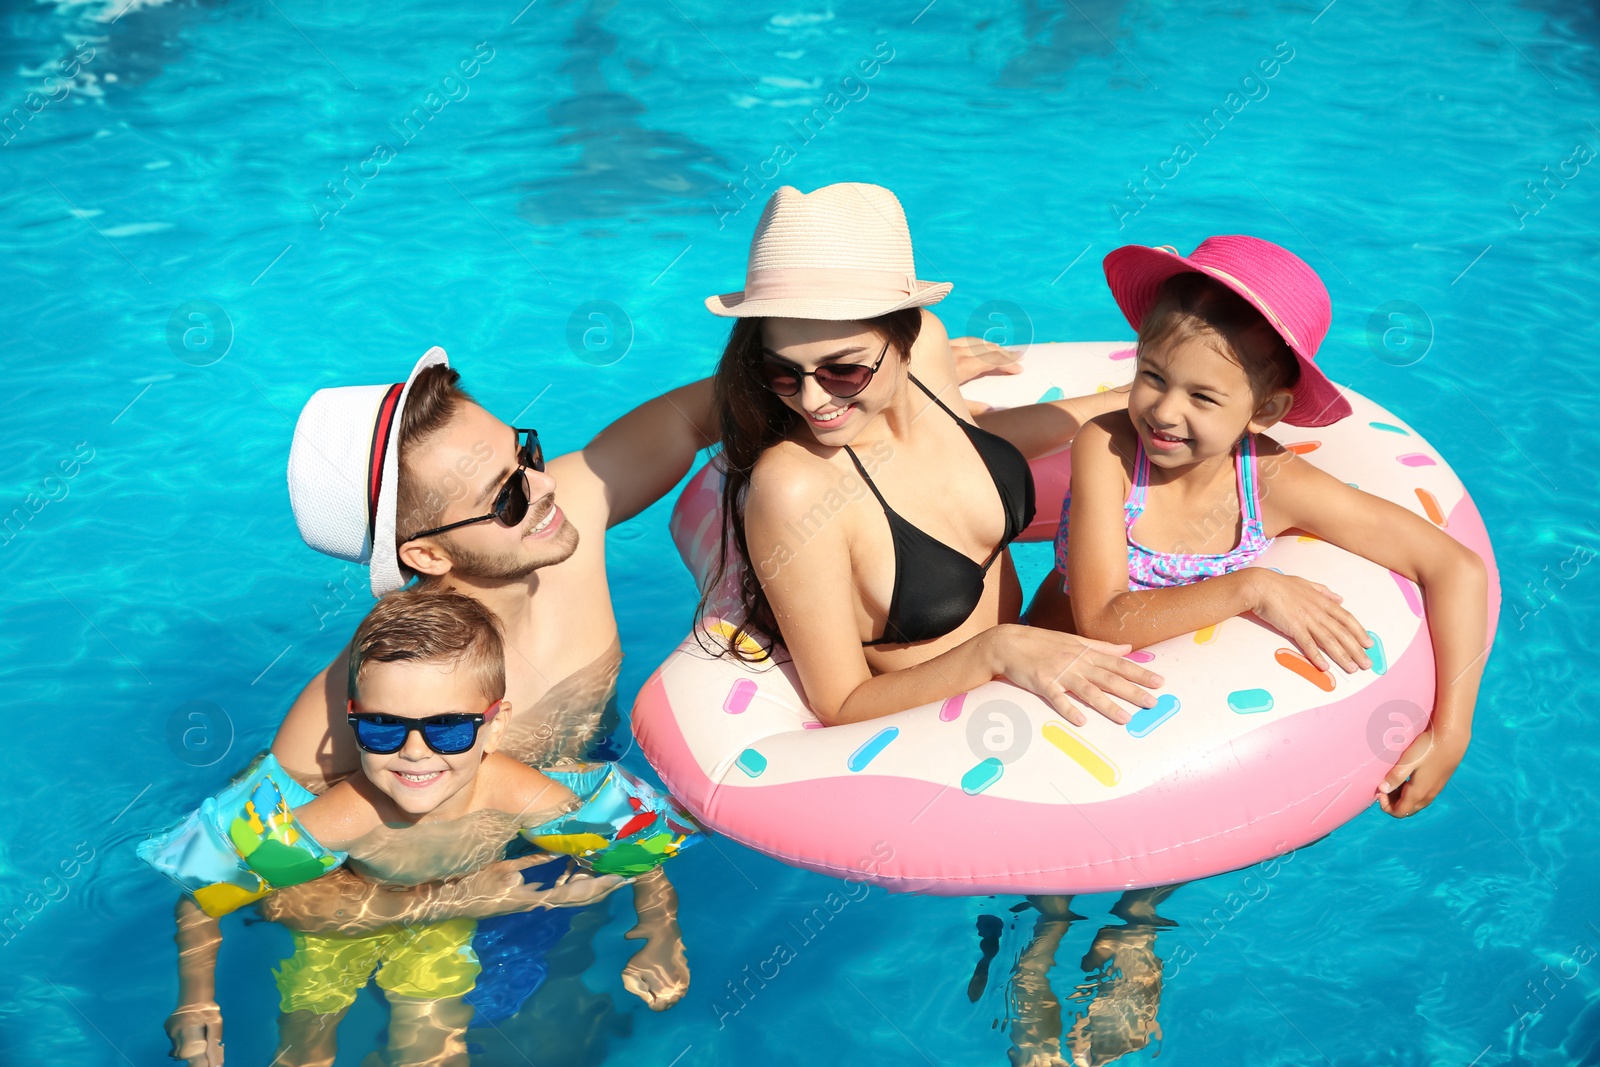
2, 0, 1597, 1062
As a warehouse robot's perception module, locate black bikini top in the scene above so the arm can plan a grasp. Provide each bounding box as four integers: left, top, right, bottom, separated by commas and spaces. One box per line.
843, 375, 1036, 646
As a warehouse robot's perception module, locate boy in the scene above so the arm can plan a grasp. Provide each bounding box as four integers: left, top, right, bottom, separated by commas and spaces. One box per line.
153, 590, 694, 1066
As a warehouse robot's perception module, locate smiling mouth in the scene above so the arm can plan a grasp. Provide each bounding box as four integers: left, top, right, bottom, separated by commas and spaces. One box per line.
809, 404, 854, 425
393, 769, 444, 787
1144, 419, 1190, 446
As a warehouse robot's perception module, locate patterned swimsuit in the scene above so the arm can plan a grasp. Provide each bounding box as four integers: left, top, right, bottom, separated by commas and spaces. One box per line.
1055, 433, 1272, 592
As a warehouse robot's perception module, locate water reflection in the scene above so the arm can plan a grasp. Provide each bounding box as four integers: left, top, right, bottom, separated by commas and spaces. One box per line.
517, 0, 729, 228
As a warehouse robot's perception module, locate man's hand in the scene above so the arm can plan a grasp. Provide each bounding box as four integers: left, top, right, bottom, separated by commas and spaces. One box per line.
165, 1001, 223, 1067
259, 855, 630, 934
949, 337, 1024, 404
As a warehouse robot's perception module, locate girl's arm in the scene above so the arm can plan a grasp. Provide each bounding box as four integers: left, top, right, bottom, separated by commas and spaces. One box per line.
165, 897, 224, 1067
976, 386, 1131, 460
1265, 451, 1488, 817
1067, 419, 1372, 671
746, 449, 1161, 727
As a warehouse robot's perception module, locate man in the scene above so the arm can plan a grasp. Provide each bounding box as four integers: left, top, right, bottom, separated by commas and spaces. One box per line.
266, 346, 716, 1012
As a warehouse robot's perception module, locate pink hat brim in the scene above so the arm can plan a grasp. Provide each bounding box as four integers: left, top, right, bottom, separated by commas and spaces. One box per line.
1102, 246, 1351, 428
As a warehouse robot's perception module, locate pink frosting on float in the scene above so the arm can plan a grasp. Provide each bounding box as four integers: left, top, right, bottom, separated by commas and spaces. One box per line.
635, 494, 1498, 894
648, 345, 1501, 895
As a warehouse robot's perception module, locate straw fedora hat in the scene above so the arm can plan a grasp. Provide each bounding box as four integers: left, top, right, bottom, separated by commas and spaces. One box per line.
706, 183, 951, 320
1103, 236, 1352, 427
286, 346, 449, 597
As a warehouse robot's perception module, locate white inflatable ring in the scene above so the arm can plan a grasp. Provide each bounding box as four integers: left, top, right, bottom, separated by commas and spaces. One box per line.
634, 342, 1501, 894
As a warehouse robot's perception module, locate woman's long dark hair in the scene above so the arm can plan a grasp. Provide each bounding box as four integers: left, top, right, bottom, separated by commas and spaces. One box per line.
696, 308, 923, 661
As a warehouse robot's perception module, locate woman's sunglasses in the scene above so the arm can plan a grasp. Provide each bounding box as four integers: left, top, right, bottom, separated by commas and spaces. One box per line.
761, 341, 890, 399
403, 427, 544, 543
346, 699, 500, 755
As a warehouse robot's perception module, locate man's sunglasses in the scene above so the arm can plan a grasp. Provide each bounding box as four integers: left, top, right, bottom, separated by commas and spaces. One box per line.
403, 427, 544, 543
760, 341, 890, 400
346, 699, 500, 755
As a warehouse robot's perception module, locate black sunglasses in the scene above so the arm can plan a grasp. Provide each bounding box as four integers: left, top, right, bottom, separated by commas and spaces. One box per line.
346, 699, 499, 755
760, 341, 890, 399
403, 427, 544, 543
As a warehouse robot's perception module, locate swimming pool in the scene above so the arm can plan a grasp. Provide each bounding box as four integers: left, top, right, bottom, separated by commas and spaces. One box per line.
1, 0, 1596, 1062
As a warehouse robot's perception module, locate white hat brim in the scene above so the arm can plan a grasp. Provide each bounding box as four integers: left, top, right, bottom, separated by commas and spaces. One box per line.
369, 346, 450, 597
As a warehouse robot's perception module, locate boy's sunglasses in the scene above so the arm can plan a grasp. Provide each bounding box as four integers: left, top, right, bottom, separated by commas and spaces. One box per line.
346, 699, 500, 755
403, 427, 544, 543
761, 341, 889, 399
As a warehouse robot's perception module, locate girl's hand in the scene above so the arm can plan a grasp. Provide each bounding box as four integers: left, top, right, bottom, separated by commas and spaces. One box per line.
985, 624, 1164, 727
1376, 727, 1468, 818
1245, 570, 1373, 673
165, 1001, 223, 1067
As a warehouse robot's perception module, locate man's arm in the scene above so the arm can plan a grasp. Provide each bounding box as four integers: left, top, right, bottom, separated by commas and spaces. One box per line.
271, 648, 359, 793
257, 855, 628, 934
552, 379, 718, 531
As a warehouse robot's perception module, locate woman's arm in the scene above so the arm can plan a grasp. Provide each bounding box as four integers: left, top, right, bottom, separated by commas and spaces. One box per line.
1067, 420, 1372, 670
1267, 452, 1488, 816
747, 450, 1161, 726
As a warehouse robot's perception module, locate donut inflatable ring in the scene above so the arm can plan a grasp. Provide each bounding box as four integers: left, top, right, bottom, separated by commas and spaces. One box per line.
633, 342, 1500, 894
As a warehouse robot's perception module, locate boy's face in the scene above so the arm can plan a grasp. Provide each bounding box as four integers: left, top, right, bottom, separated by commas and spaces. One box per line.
352, 659, 508, 818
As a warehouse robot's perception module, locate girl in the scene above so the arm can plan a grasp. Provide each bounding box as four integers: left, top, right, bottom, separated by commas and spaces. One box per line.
1031, 235, 1487, 819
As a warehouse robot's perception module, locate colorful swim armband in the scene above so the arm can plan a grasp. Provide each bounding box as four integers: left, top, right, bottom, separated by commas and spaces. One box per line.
138, 756, 701, 915
525, 762, 703, 877
137, 753, 347, 917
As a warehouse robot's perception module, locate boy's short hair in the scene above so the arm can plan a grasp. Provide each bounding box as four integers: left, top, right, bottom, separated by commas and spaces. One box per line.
350, 589, 505, 703
1139, 272, 1301, 401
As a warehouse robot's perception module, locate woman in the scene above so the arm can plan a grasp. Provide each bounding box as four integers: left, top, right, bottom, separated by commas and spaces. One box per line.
703, 181, 1163, 725
705, 181, 1177, 1067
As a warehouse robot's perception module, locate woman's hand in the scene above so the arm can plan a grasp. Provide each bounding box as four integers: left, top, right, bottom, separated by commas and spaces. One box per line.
1244, 570, 1373, 673
982, 624, 1163, 727
1376, 727, 1467, 818
165, 1001, 223, 1067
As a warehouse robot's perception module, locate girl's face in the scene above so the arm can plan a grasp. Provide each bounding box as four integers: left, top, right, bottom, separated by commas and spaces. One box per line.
353, 659, 507, 820
1127, 334, 1284, 468
761, 318, 905, 445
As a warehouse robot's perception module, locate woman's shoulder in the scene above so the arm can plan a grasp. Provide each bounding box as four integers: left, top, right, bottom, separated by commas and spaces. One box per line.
747, 442, 845, 517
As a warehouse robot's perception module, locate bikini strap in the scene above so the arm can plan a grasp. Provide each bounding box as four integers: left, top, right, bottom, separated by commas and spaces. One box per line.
843, 445, 892, 511
908, 374, 964, 425
1236, 434, 1261, 523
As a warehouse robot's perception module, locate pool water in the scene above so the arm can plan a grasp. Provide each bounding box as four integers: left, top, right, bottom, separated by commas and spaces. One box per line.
2, 0, 1597, 1063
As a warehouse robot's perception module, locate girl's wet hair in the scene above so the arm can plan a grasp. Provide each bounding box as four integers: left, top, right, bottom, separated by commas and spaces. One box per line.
697, 308, 922, 660
1139, 273, 1300, 401
350, 588, 506, 703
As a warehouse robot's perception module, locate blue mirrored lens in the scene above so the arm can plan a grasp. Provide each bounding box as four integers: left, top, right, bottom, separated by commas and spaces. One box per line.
422, 719, 479, 753
354, 718, 408, 752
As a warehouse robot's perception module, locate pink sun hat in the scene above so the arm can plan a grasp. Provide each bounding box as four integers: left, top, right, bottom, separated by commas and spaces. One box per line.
1102, 235, 1352, 427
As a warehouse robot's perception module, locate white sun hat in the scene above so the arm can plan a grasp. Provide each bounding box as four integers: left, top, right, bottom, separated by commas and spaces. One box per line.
287, 346, 450, 597
705, 182, 952, 320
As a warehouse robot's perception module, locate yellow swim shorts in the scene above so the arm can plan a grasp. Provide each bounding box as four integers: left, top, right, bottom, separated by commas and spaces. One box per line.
274, 917, 480, 1015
